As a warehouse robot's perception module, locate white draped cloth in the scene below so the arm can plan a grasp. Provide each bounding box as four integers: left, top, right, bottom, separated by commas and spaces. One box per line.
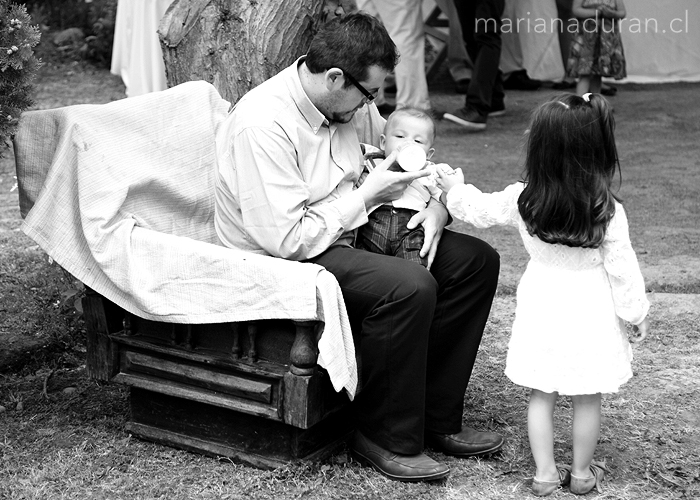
13, 81, 357, 398
110, 0, 175, 97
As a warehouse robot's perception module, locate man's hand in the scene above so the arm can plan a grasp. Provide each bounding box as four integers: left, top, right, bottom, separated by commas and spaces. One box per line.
407, 199, 448, 270
356, 150, 430, 208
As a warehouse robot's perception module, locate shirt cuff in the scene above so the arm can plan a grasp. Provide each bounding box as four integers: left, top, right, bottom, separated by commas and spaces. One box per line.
331, 189, 368, 232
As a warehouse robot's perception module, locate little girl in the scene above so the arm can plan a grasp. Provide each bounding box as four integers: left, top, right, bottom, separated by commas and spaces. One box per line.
566, 0, 627, 96
436, 93, 650, 496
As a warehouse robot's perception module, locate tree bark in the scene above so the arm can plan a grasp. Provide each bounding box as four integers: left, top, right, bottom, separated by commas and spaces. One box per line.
159, 0, 325, 105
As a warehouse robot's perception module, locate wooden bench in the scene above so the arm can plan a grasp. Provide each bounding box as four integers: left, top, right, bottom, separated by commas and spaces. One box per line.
83, 288, 352, 469
13, 81, 354, 469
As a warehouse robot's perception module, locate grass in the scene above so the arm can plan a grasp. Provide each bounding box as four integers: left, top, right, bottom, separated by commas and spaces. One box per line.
1, 295, 698, 499
1, 30, 699, 500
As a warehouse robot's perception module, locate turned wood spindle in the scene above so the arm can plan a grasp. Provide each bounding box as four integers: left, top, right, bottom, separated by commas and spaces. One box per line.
230, 323, 241, 359
247, 322, 257, 361
290, 321, 318, 376
185, 325, 194, 350
123, 312, 133, 336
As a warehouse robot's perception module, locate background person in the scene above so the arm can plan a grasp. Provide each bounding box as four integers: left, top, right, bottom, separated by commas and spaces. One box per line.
444, 0, 506, 132
356, 0, 440, 118
566, 0, 627, 95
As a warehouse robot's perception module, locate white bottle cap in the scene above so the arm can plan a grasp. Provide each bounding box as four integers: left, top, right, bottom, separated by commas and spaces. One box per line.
396, 143, 427, 172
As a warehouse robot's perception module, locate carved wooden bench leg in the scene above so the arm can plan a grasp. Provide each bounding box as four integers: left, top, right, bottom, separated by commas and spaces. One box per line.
290, 320, 319, 376
84, 287, 120, 381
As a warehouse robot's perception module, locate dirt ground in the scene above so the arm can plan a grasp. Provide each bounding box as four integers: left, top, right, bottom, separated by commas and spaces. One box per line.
0, 36, 699, 499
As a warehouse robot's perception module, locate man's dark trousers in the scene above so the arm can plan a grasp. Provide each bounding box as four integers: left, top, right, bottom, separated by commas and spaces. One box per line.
309, 229, 499, 455
455, 0, 506, 116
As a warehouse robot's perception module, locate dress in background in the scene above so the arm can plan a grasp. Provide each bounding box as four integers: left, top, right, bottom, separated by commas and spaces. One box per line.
566, 0, 626, 79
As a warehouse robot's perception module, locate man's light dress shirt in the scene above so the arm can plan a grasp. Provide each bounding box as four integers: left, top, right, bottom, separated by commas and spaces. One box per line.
215, 57, 385, 260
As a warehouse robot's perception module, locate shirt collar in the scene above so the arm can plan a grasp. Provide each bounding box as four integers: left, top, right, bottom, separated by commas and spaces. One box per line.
287, 56, 328, 134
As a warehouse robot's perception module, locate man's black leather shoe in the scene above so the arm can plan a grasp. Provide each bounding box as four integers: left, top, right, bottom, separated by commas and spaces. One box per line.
426, 427, 505, 457
351, 431, 450, 482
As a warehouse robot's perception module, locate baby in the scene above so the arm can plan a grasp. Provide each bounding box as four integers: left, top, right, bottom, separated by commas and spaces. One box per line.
356, 107, 452, 267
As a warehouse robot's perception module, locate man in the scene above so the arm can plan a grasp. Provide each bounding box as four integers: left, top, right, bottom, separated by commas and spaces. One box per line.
444, 0, 506, 132
215, 12, 503, 482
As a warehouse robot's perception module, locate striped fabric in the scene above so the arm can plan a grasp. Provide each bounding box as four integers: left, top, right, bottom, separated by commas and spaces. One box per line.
13, 80, 356, 398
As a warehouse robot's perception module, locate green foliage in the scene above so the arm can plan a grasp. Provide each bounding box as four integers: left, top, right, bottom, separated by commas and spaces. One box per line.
83, 0, 116, 66
0, 0, 41, 156
28, 0, 117, 67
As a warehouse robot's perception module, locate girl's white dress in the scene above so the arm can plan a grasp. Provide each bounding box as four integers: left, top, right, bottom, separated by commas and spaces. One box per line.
446, 182, 650, 395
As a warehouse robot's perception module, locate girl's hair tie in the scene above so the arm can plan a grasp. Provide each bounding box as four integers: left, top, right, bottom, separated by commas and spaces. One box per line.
582, 93, 592, 103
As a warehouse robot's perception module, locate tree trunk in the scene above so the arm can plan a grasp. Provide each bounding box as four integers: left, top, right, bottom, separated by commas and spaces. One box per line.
159, 0, 325, 106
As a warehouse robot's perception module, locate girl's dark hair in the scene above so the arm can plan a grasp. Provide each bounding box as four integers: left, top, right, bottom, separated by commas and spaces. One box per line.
305, 12, 399, 87
518, 93, 621, 248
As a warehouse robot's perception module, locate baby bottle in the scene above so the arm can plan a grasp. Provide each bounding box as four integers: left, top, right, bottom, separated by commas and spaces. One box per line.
396, 143, 427, 172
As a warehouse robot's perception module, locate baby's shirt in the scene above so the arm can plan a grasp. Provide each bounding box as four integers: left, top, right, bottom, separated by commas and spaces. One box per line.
359, 144, 443, 213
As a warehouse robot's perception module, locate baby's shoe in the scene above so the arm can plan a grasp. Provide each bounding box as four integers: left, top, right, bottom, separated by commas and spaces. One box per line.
570, 461, 607, 495
531, 465, 571, 497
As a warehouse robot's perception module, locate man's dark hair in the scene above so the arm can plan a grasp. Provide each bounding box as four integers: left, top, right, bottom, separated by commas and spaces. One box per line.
305, 12, 399, 86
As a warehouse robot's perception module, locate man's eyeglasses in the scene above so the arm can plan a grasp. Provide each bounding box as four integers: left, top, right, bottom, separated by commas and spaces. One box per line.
339, 68, 376, 102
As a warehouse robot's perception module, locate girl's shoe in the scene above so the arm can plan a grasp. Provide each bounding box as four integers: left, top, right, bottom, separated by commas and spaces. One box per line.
570, 461, 607, 495
531, 465, 572, 497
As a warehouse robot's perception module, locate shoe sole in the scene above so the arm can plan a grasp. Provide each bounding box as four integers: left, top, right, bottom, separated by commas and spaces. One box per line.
443, 113, 487, 131
488, 110, 506, 118
427, 436, 505, 457
351, 450, 450, 482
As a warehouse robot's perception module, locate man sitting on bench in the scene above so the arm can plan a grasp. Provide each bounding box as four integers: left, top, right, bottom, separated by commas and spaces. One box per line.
214, 12, 503, 482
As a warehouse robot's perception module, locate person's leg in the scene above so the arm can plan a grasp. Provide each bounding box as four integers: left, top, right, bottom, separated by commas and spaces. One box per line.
447, 0, 505, 128
556, 0, 575, 81
435, 0, 472, 86
309, 245, 436, 454
570, 393, 602, 478
373, 0, 431, 110
528, 389, 560, 481
576, 75, 591, 95
589, 75, 602, 93
462, 0, 505, 116
423, 229, 500, 432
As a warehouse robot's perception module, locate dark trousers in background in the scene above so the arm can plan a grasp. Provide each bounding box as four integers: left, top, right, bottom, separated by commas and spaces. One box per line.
309, 229, 499, 455
454, 0, 506, 116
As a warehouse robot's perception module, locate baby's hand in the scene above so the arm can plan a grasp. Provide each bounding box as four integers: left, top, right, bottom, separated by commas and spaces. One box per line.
435, 166, 464, 193
630, 318, 650, 343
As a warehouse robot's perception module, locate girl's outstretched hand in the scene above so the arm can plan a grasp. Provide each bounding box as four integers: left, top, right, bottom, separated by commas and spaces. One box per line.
630, 317, 650, 343
435, 166, 464, 194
